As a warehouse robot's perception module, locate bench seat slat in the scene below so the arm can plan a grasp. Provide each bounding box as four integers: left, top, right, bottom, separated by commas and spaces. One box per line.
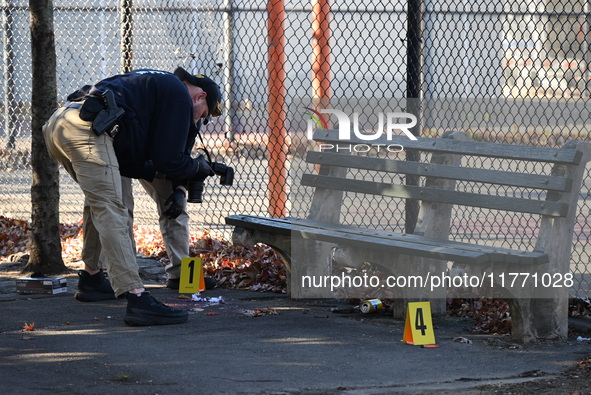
286, 217, 547, 265
225, 215, 548, 265
313, 129, 582, 164
301, 174, 569, 217
306, 151, 572, 192
226, 215, 495, 264
285, 217, 545, 264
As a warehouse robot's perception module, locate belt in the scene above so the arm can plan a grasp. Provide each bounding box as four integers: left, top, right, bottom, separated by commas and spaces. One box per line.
64, 101, 83, 109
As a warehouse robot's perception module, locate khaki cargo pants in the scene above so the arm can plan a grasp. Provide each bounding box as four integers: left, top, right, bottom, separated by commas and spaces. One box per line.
121, 177, 190, 280
42, 105, 144, 297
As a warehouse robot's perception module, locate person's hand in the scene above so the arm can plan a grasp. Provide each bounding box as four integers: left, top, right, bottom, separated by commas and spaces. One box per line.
163, 189, 186, 219
195, 155, 215, 179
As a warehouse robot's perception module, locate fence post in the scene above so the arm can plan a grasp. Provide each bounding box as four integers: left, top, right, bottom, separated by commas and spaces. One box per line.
2, 0, 17, 150
267, 0, 288, 217
120, 0, 133, 73
405, 0, 422, 234
223, 1, 236, 141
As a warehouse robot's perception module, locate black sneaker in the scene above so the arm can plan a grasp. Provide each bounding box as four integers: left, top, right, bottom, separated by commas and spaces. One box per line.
165, 278, 180, 290
124, 292, 188, 326
204, 277, 217, 290
166, 277, 216, 290
75, 269, 116, 302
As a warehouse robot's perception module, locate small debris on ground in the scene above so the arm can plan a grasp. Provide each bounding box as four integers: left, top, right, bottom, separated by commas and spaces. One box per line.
242, 308, 278, 317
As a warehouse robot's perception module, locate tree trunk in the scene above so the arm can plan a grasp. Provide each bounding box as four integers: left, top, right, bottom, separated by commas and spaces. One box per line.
25, 0, 66, 274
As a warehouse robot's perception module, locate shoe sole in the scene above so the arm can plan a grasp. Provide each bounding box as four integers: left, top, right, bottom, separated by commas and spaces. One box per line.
75, 291, 117, 302
124, 313, 188, 326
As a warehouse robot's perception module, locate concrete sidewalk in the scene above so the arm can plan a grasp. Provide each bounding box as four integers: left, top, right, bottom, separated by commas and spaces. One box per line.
1, 259, 591, 394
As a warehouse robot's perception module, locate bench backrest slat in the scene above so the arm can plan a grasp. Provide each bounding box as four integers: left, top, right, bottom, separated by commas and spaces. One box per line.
306, 151, 572, 192
313, 129, 582, 164
301, 174, 569, 217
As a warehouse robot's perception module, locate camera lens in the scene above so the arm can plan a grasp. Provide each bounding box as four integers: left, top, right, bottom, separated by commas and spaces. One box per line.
187, 179, 204, 203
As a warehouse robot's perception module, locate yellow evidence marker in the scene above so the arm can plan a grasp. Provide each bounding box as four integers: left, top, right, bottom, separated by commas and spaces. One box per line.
179, 257, 205, 293
403, 301, 437, 346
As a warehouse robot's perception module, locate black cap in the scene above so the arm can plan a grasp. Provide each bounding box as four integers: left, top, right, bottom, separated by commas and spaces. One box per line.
174, 67, 222, 120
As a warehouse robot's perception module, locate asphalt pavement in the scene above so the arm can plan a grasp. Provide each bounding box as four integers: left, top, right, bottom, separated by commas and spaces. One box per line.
1, 258, 591, 395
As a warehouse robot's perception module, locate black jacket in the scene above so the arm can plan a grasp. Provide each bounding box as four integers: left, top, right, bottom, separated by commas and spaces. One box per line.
94, 69, 200, 182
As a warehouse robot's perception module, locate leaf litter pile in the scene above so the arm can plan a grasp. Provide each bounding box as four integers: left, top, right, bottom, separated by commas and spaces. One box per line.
3, 215, 591, 333
0, 215, 287, 293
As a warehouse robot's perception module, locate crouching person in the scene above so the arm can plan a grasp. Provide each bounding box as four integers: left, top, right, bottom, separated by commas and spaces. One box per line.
42, 67, 222, 326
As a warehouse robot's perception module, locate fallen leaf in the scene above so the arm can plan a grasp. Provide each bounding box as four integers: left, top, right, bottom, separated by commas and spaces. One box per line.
23, 322, 35, 331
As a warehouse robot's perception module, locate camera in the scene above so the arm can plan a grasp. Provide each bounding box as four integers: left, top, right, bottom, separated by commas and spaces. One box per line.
187, 161, 234, 203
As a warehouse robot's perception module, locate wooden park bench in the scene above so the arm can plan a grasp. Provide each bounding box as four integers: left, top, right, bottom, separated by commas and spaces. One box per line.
225, 129, 591, 342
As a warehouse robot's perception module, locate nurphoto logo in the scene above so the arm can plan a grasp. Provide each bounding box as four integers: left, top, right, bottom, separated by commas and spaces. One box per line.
304, 107, 417, 152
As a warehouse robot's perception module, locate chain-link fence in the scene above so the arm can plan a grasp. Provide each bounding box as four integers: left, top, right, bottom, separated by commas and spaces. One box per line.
1, 0, 591, 298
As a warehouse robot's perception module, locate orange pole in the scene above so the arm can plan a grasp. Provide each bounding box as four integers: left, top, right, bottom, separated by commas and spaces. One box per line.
312, 0, 331, 114
267, 0, 288, 217
311, 0, 331, 175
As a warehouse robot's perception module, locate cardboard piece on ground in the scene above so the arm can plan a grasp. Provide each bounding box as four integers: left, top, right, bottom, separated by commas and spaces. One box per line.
16, 277, 68, 295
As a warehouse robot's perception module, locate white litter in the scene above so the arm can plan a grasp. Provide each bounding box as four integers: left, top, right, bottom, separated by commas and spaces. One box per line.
191, 293, 225, 304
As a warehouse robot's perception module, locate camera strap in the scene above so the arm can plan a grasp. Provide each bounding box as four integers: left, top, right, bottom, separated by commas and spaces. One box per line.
193, 120, 213, 163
